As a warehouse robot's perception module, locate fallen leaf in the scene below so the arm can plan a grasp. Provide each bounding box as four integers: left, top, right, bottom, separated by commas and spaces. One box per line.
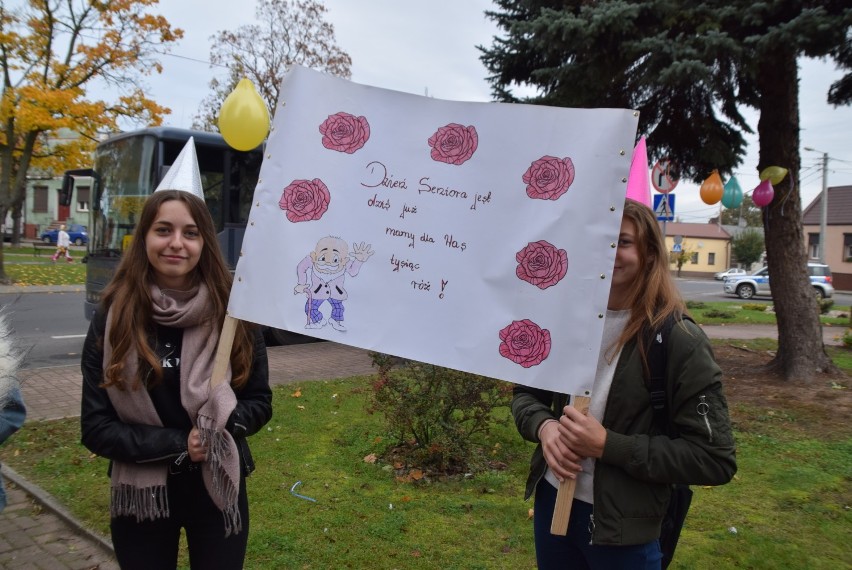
296, 405, 305, 410
291, 389, 302, 398
401, 496, 411, 503
528, 508, 535, 520
394, 461, 404, 469
411, 550, 422, 558
363, 453, 377, 464
410, 469, 424, 481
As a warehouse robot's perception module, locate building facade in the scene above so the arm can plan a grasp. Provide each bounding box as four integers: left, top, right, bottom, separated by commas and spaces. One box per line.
662, 222, 732, 278
802, 185, 852, 290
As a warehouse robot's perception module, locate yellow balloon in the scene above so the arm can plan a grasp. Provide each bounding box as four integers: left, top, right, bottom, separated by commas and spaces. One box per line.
759, 166, 788, 185
218, 78, 270, 151
699, 170, 724, 205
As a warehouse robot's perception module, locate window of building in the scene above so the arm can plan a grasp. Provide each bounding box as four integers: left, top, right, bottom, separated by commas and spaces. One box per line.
808, 233, 820, 259
708, 252, 716, 265
33, 186, 48, 213
690, 252, 699, 264
844, 234, 852, 261
76, 186, 90, 212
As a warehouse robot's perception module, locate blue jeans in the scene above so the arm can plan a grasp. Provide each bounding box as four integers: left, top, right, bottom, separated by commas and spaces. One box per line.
533, 479, 662, 570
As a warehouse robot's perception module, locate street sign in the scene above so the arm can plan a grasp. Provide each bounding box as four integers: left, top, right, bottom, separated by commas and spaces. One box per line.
672, 243, 682, 253
651, 160, 679, 194
653, 193, 675, 221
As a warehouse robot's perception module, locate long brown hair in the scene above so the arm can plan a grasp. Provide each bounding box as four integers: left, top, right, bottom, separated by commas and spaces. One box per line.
100, 190, 255, 390
609, 199, 687, 369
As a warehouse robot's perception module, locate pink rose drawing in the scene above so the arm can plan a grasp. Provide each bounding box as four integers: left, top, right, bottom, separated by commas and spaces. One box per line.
279, 179, 331, 223
522, 155, 576, 200
498, 319, 552, 368
515, 240, 568, 290
427, 123, 478, 165
319, 112, 370, 154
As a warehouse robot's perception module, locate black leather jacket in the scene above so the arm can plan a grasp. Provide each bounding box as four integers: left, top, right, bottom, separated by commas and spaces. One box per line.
80, 309, 272, 477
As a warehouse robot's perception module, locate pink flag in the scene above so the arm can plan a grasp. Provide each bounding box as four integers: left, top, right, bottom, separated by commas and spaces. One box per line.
625, 136, 651, 207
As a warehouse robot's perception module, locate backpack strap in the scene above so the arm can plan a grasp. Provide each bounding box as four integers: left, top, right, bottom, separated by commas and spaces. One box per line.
645, 314, 694, 436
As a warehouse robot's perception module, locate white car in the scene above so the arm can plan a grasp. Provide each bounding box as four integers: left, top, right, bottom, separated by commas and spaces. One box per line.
714, 267, 746, 281
723, 263, 834, 300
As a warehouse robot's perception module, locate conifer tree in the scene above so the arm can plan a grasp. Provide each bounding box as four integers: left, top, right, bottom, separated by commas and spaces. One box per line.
481, 0, 851, 379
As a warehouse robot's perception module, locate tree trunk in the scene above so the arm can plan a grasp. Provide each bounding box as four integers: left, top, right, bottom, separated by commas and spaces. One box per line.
11, 202, 22, 246
757, 50, 836, 380
0, 204, 8, 284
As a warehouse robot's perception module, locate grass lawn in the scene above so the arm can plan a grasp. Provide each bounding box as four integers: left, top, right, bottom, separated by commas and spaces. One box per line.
0, 245, 85, 285
0, 262, 848, 567
2, 347, 850, 569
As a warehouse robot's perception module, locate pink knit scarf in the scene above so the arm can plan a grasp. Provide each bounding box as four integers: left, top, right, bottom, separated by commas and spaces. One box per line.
103, 283, 242, 536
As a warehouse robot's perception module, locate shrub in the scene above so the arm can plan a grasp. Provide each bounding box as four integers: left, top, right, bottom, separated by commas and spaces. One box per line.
817, 298, 834, 315
843, 329, 852, 348
368, 353, 512, 474
704, 309, 735, 319
685, 300, 706, 310
742, 303, 767, 312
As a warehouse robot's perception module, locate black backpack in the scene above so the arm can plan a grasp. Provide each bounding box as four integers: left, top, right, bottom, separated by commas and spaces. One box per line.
644, 315, 695, 569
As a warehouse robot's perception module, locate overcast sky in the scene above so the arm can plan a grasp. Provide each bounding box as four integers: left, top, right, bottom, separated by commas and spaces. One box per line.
103, 0, 852, 223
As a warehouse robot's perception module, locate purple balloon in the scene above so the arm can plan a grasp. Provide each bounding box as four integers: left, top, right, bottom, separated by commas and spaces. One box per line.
752, 179, 774, 207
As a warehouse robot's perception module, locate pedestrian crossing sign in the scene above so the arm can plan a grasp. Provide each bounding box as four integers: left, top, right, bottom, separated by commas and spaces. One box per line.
653, 194, 675, 221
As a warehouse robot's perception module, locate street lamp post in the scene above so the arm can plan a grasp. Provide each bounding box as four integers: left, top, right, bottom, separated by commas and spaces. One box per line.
804, 147, 829, 264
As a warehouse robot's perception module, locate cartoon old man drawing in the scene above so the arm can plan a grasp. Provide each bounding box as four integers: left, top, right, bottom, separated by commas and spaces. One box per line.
294, 236, 374, 331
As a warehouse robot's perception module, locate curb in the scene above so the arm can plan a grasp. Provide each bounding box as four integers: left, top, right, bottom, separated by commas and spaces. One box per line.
0, 285, 84, 294
1, 463, 115, 557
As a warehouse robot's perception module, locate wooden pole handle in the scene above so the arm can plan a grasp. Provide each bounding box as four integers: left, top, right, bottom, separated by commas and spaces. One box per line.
210, 315, 238, 389
550, 395, 591, 536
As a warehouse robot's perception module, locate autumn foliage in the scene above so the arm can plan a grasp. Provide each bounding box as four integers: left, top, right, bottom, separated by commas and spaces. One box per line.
0, 0, 182, 282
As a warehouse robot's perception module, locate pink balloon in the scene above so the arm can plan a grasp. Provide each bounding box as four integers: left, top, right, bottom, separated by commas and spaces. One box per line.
752, 179, 775, 207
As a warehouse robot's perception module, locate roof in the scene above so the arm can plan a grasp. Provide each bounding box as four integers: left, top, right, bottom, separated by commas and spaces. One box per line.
721, 224, 764, 238
802, 185, 852, 225
662, 222, 731, 239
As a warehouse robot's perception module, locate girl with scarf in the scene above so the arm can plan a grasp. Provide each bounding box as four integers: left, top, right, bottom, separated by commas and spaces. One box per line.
81, 190, 272, 569
513, 199, 736, 569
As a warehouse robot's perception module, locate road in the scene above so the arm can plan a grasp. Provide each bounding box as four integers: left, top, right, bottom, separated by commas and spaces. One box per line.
676, 277, 852, 306
2, 280, 849, 371
0, 290, 87, 369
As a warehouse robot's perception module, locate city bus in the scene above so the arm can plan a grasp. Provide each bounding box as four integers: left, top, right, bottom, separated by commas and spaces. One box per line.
61, 126, 301, 345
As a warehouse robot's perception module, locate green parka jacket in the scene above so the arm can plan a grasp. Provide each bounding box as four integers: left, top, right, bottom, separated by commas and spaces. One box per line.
512, 318, 736, 546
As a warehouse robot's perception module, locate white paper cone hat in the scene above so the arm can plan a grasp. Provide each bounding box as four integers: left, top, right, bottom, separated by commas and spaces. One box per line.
154, 137, 204, 200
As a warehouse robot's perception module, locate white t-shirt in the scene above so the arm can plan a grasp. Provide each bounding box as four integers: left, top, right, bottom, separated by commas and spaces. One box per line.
544, 309, 630, 505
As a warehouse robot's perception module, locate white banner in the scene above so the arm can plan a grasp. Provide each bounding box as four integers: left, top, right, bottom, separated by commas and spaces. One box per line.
228, 66, 639, 394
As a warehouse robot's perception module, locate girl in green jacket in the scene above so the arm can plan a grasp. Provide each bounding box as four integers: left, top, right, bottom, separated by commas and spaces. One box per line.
512, 199, 737, 569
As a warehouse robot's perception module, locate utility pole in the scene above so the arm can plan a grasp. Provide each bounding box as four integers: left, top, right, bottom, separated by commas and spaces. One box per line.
818, 151, 828, 264
805, 147, 829, 264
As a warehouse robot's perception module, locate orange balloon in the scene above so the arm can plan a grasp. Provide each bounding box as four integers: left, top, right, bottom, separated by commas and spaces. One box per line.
700, 170, 724, 205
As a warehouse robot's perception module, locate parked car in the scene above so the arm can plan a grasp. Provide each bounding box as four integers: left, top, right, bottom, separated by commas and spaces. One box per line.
2, 228, 18, 242
723, 263, 834, 300
714, 267, 747, 281
40, 224, 88, 246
